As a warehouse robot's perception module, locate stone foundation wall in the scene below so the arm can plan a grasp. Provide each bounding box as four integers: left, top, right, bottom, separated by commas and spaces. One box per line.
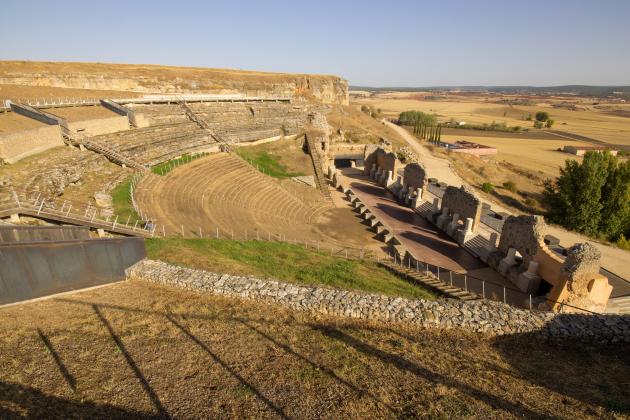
126, 259, 630, 343
0, 125, 64, 163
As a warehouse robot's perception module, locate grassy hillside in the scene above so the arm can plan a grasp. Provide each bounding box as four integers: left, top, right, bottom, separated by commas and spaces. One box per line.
146, 238, 435, 300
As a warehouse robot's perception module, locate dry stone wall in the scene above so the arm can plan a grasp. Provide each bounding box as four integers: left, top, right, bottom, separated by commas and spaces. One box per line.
126, 260, 630, 343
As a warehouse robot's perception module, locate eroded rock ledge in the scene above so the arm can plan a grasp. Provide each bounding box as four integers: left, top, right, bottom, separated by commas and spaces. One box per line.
126, 259, 630, 343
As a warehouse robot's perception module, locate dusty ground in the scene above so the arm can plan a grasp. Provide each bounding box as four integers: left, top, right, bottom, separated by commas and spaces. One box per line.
1, 280, 628, 419
354, 93, 630, 147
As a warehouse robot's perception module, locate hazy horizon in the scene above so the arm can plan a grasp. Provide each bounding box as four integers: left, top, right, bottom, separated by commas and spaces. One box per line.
1, 0, 629, 86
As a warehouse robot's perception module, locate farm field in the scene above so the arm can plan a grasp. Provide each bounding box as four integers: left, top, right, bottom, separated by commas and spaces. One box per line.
439, 133, 588, 178
353, 93, 630, 147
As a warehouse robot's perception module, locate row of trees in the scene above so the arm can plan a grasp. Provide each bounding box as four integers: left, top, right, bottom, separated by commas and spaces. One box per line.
399, 111, 442, 141
542, 151, 630, 244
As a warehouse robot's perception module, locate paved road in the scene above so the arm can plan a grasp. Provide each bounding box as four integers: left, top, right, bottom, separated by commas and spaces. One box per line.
385, 120, 630, 281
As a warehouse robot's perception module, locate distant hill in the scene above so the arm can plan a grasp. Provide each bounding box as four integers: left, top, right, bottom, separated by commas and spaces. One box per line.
350, 85, 630, 98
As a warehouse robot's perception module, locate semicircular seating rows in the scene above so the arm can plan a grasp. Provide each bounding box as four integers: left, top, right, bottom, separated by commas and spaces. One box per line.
134, 153, 363, 249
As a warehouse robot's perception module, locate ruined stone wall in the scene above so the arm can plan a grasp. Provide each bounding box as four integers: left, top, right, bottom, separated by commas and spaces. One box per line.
127, 259, 630, 342
403, 162, 427, 190
441, 185, 482, 231
68, 116, 129, 136
0, 125, 64, 163
498, 215, 547, 267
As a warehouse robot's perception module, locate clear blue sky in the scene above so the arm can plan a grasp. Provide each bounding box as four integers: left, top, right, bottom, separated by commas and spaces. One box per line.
1, 0, 629, 86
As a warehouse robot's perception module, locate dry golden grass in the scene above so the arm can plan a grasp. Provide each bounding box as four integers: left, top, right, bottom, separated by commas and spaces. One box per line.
1, 280, 628, 418
327, 105, 407, 149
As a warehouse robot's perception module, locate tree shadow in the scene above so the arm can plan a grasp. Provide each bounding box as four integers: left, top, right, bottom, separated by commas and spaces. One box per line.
310, 324, 547, 418
492, 314, 630, 415
91, 304, 170, 419
0, 381, 156, 419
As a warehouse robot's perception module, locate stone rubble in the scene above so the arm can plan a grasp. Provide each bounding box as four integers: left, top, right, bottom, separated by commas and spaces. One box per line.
127, 259, 630, 343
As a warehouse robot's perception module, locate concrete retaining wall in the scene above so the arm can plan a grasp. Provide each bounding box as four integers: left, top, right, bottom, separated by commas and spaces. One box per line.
0, 125, 64, 163
68, 115, 129, 136
0, 237, 146, 305
127, 260, 630, 343
0, 225, 91, 243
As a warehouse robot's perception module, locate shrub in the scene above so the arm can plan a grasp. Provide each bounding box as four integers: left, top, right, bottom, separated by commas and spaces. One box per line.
535, 111, 550, 122
481, 182, 494, 193
617, 234, 630, 251
502, 181, 518, 193
524, 197, 537, 207
545, 119, 555, 128
533, 121, 544, 129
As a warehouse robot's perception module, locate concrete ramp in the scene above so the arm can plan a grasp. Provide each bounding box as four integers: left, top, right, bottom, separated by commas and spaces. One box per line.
0, 237, 146, 305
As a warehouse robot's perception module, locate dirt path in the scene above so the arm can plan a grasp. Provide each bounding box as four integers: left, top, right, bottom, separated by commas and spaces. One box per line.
384, 120, 630, 279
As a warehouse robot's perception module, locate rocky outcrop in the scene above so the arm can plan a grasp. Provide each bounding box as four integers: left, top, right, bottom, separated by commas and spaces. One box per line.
0, 61, 349, 105
127, 259, 630, 343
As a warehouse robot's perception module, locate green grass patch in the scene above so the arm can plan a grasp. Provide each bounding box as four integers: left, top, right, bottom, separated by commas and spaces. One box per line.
146, 237, 436, 300
235, 148, 304, 179
111, 176, 142, 224
152, 153, 208, 175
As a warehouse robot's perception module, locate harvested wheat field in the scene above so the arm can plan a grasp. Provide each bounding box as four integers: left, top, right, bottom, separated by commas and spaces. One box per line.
1, 280, 628, 418
354, 94, 630, 147
439, 133, 587, 177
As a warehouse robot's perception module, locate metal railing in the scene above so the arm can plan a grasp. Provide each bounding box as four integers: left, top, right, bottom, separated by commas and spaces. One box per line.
0, 186, 150, 237
385, 249, 599, 314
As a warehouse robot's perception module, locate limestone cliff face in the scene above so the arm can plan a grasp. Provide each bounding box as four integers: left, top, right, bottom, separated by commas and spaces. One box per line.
0, 61, 349, 105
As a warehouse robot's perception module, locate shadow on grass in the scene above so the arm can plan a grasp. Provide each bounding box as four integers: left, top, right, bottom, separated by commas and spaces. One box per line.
165, 314, 290, 420
310, 324, 547, 418
0, 381, 155, 419
92, 304, 170, 418
37, 329, 76, 392
492, 324, 630, 416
